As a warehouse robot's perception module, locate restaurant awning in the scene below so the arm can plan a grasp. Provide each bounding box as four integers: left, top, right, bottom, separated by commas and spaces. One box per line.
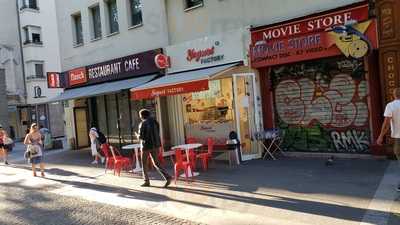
131, 63, 239, 100
49, 74, 157, 102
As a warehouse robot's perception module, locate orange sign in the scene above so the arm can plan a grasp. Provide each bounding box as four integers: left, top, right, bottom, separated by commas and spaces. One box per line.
68, 67, 87, 86
131, 79, 209, 100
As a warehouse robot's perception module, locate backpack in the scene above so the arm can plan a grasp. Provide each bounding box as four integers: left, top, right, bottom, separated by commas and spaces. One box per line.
97, 131, 107, 144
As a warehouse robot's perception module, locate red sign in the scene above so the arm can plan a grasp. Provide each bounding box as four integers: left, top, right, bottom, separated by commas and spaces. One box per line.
154, 54, 170, 69
250, 4, 378, 68
68, 67, 87, 86
131, 79, 209, 100
47, 72, 61, 88
187, 47, 215, 62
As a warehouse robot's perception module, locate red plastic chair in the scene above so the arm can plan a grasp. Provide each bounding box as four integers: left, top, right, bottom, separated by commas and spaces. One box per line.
196, 138, 214, 171
101, 144, 116, 173
186, 137, 197, 144
110, 146, 131, 176
174, 148, 192, 184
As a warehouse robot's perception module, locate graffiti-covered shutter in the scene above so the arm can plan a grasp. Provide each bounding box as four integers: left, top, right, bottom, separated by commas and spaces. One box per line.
272, 56, 370, 153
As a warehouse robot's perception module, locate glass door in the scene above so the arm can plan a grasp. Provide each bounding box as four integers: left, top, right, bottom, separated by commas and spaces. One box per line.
233, 73, 260, 161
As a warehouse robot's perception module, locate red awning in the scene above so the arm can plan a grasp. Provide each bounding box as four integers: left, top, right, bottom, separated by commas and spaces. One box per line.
131, 79, 209, 100
130, 63, 239, 100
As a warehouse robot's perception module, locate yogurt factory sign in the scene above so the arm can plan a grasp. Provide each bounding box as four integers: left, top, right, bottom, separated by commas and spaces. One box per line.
166, 29, 244, 73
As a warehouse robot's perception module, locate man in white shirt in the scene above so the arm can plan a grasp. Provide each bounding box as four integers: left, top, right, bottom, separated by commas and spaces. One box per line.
89, 127, 104, 164
377, 88, 400, 191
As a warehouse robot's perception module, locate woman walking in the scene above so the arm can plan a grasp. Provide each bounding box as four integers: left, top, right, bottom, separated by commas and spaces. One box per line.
24, 123, 45, 177
0, 126, 9, 165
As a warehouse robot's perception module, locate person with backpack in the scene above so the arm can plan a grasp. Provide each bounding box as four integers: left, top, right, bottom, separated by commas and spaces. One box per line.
89, 127, 105, 164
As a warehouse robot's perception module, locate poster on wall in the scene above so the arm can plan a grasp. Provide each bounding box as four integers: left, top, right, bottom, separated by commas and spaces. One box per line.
272, 56, 370, 153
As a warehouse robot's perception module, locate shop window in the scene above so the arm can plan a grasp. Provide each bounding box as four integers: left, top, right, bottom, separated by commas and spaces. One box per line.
185, 0, 203, 10
106, 94, 119, 145
72, 13, 83, 45
182, 78, 234, 145
105, 0, 119, 34
89, 5, 102, 39
96, 96, 108, 137
118, 92, 132, 144
128, 0, 142, 28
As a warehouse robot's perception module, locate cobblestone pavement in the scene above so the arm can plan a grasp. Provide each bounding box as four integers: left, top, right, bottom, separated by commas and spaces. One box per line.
0, 182, 202, 225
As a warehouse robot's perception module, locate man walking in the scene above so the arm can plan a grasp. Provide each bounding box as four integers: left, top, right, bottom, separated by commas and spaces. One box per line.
377, 88, 400, 191
138, 109, 171, 187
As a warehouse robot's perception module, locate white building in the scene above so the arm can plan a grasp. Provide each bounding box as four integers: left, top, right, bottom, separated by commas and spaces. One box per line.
18, 0, 65, 137
54, 0, 169, 149
0, 0, 26, 139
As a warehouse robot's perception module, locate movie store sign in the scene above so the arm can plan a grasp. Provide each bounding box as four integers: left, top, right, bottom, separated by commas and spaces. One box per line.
250, 4, 378, 68
166, 29, 244, 73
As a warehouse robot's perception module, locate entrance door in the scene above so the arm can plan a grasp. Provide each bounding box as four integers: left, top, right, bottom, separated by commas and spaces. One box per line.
233, 73, 260, 161
74, 107, 89, 148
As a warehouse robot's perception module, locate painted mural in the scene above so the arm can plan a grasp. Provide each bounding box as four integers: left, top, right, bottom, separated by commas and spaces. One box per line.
271, 56, 370, 153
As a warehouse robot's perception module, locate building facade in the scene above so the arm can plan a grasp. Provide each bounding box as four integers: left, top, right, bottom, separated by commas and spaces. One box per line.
54, 0, 169, 149
18, 0, 65, 138
0, 0, 26, 139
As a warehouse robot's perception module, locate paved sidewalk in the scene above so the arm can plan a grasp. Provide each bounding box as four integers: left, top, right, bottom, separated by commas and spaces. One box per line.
2, 146, 400, 225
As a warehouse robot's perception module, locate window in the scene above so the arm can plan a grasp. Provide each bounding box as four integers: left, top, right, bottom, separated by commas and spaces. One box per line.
128, 0, 142, 27
105, 0, 119, 34
21, 0, 38, 10
22, 25, 42, 45
185, 0, 203, 10
72, 13, 83, 45
34, 63, 44, 78
32, 33, 41, 44
90, 5, 102, 39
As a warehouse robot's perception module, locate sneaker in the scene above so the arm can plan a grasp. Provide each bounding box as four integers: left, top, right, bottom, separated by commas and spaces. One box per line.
91, 160, 98, 165
141, 182, 150, 187
397, 185, 400, 192
164, 178, 172, 188
100, 157, 105, 164
4, 161, 9, 165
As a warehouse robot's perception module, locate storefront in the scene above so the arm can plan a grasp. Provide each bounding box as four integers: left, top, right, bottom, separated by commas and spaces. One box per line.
131, 29, 264, 161
51, 49, 165, 149
250, 3, 380, 154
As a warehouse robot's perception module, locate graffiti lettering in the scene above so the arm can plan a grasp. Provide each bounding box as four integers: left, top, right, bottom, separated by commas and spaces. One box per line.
330, 130, 369, 152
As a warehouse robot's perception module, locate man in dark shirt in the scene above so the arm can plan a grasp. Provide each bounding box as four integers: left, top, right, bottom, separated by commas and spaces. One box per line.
138, 109, 171, 187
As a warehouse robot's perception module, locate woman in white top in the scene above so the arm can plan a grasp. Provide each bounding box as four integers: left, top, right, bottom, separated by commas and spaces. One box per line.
89, 127, 104, 164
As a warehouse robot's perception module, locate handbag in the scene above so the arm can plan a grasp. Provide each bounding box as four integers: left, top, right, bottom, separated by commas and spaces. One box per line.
27, 144, 40, 157
4, 137, 13, 145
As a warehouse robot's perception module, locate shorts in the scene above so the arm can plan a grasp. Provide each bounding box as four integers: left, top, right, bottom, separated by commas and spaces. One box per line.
91, 143, 99, 156
0, 144, 11, 152
30, 156, 43, 164
394, 139, 400, 160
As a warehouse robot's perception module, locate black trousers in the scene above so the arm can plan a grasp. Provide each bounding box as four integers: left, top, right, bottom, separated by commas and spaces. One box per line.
141, 148, 171, 182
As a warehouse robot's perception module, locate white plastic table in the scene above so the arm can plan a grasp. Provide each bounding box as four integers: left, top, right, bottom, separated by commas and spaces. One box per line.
171, 143, 202, 177
122, 143, 142, 173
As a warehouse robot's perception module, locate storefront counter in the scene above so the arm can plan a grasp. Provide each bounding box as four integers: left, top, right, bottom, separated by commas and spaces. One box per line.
185, 121, 235, 145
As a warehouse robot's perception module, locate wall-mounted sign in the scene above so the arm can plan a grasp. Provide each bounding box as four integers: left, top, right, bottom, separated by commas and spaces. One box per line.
33, 86, 42, 98
85, 49, 162, 85
166, 29, 244, 73
250, 4, 378, 68
47, 72, 61, 88
68, 67, 87, 86
154, 53, 170, 69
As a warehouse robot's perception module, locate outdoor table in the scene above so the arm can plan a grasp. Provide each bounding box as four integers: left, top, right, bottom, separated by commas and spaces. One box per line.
171, 143, 202, 177
122, 143, 142, 173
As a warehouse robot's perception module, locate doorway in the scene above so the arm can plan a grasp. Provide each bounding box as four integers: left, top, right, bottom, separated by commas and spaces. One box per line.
233, 73, 260, 161
74, 107, 89, 148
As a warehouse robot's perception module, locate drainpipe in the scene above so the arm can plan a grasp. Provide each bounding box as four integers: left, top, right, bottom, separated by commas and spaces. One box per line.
16, 0, 28, 102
